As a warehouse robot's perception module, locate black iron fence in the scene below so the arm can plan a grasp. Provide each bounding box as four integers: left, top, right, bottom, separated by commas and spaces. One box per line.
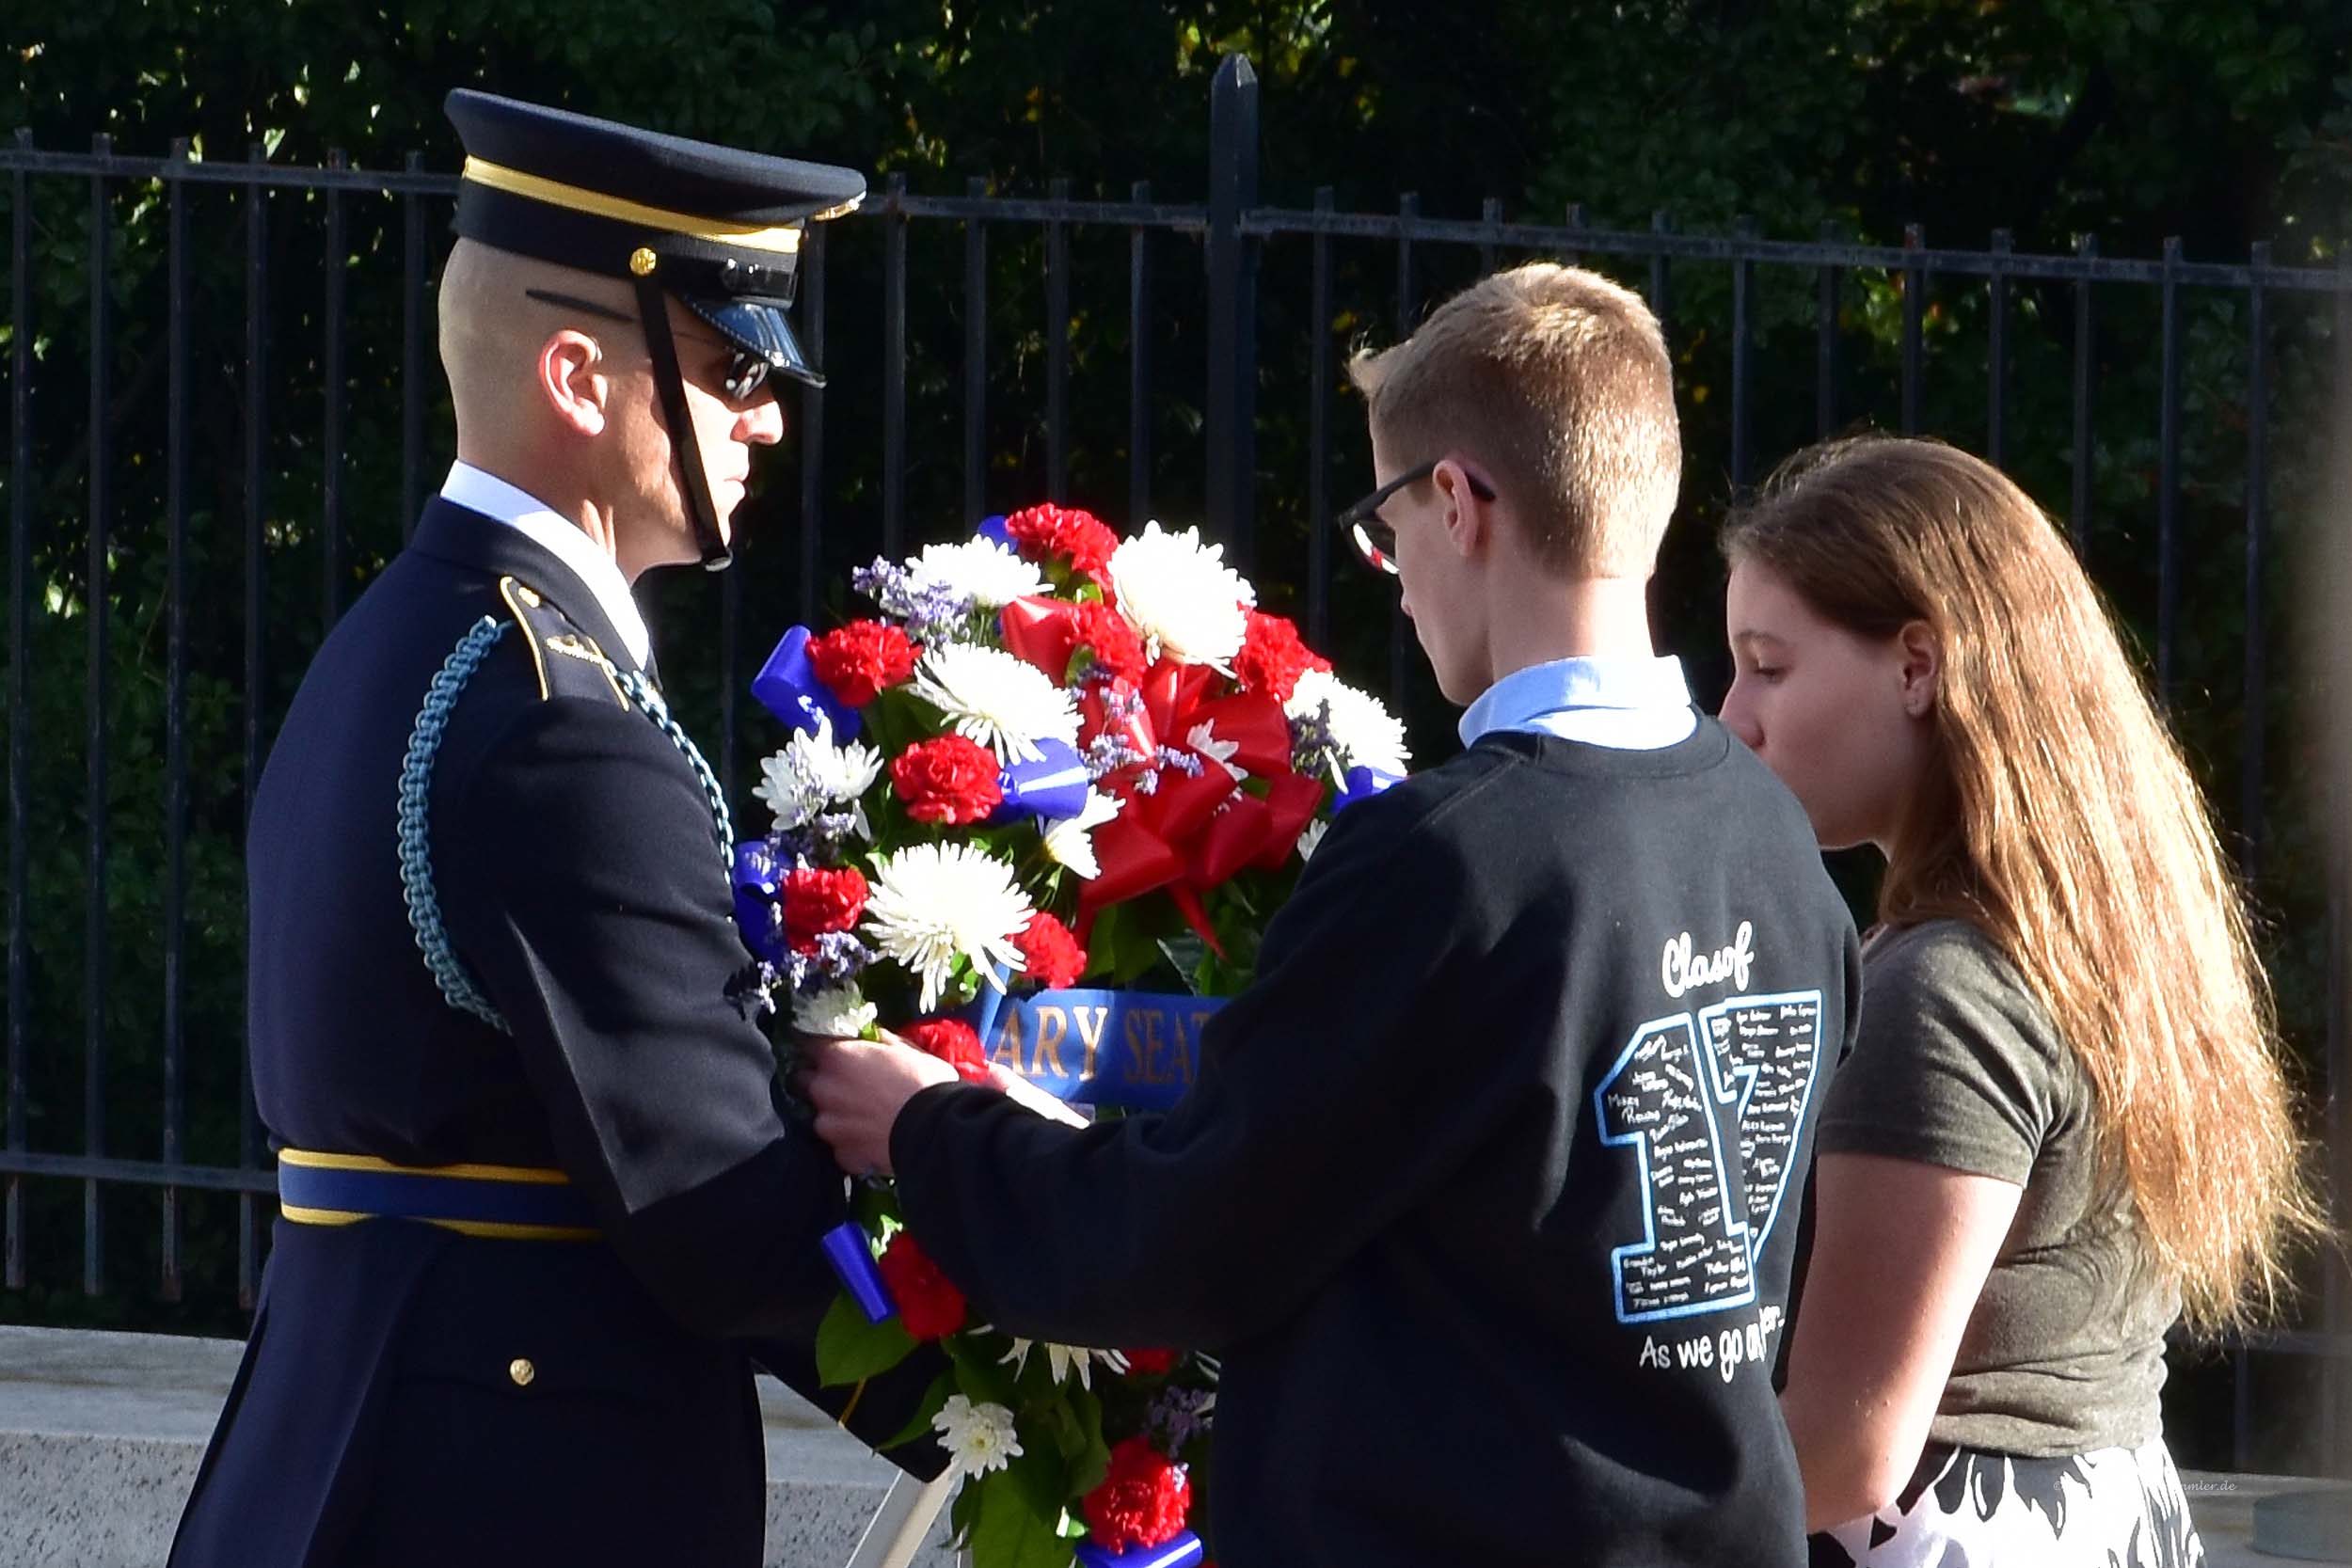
5, 55, 2350, 1475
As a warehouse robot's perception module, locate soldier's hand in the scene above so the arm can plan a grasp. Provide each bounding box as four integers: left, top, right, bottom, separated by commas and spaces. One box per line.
802, 1034, 958, 1177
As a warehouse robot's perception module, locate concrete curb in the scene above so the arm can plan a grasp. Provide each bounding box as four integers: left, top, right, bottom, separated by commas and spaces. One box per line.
0, 1325, 953, 1568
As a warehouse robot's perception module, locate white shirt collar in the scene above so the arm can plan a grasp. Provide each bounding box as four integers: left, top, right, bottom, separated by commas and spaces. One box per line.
438, 461, 652, 669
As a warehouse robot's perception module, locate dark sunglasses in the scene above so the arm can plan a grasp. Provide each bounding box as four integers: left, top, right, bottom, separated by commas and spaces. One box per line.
1336, 461, 1498, 575
523, 287, 777, 403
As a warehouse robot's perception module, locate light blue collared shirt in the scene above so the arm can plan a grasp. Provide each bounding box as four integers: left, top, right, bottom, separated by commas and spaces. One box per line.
440, 461, 653, 669
1457, 655, 1699, 752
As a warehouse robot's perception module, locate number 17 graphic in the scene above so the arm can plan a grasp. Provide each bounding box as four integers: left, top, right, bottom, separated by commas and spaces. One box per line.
1594, 992, 1824, 1324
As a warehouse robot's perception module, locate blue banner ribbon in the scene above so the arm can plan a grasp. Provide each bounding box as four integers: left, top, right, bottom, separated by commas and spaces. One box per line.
752, 626, 861, 741
1076, 1530, 1204, 1568
993, 737, 1091, 822
822, 1220, 897, 1324
732, 839, 786, 965
1332, 763, 1403, 814
966, 988, 1225, 1112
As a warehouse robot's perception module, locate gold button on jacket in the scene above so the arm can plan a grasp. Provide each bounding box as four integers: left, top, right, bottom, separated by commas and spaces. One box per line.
508, 1357, 535, 1387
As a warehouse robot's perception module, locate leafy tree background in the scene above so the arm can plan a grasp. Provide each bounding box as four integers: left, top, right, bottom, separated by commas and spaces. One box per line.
5, 0, 2351, 1473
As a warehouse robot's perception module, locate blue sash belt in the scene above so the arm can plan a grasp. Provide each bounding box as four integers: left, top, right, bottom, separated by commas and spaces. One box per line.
277, 1148, 599, 1241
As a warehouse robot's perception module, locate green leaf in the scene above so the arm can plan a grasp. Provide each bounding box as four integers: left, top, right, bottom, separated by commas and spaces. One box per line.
969, 1470, 1076, 1568
815, 1291, 920, 1386
1062, 1383, 1113, 1497
1002, 1429, 1077, 1537
945, 1335, 1021, 1408
880, 1368, 956, 1450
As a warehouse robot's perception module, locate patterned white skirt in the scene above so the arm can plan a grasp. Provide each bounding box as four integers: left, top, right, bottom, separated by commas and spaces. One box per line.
1810, 1436, 2203, 1568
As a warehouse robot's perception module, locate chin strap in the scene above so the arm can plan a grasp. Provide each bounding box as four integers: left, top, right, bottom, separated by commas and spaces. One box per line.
633, 274, 732, 572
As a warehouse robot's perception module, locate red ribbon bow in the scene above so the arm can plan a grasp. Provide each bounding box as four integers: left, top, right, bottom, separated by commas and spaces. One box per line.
997, 595, 1327, 951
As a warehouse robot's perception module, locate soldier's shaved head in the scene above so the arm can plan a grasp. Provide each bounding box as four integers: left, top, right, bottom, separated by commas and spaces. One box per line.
438, 239, 640, 453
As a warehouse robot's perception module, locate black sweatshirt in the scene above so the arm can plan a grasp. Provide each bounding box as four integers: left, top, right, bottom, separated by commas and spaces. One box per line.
894, 724, 1862, 1567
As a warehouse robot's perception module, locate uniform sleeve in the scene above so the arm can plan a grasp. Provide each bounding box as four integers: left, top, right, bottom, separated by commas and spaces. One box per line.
1815, 923, 2064, 1185
888, 776, 1535, 1352
437, 695, 848, 1339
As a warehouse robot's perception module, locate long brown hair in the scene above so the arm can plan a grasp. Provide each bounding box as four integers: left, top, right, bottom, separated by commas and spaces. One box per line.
1724, 434, 2322, 1335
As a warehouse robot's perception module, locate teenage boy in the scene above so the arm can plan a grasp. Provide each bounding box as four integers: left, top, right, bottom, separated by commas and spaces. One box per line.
806, 262, 1860, 1568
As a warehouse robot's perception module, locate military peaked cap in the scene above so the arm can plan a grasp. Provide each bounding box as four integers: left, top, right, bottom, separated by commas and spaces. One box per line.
443, 89, 864, 390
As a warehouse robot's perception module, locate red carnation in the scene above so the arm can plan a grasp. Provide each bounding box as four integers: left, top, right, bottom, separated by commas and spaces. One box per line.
806, 620, 918, 707
781, 866, 868, 953
901, 1017, 990, 1083
889, 736, 1005, 825
1012, 911, 1088, 990
1122, 1347, 1178, 1375
1082, 1437, 1190, 1553
1233, 610, 1330, 703
1003, 502, 1120, 579
875, 1231, 967, 1339
1072, 599, 1148, 686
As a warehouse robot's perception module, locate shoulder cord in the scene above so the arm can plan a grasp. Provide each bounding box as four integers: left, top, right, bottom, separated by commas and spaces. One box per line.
400, 626, 738, 1034
399, 616, 515, 1033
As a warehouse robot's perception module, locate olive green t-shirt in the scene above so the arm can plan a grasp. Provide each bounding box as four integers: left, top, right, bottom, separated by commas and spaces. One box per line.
1815, 918, 2177, 1457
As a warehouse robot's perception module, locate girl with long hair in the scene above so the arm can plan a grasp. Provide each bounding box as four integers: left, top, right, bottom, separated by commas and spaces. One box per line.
1719, 435, 2321, 1565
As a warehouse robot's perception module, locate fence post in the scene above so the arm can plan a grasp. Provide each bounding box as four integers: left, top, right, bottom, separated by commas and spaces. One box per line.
1204, 53, 1260, 570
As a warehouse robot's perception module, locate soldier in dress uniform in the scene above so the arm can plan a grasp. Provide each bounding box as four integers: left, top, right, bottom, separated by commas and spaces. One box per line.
167, 91, 941, 1568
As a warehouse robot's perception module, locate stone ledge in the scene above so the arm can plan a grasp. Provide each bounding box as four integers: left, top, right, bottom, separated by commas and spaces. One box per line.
3, 1324, 2335, 1567
0, 1325, 953, 1568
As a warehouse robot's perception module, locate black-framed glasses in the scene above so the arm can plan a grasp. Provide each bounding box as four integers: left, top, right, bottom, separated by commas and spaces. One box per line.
1335, 461, 1497, 575
523, 287, 778, 403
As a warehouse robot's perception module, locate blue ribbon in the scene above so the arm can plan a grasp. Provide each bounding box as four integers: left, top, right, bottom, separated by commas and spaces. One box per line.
822, 1220, 897, 1324
1075, 1530, 1204, 1568
966, 989, 1224, 1112
731, 839, 786, 966
993, 737, 1091, 823
752, 626, 862, 740
1332, 763, 1404, 814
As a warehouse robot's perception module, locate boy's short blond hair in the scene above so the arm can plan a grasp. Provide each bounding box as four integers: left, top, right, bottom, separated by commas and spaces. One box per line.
1347, 261, 1680, 578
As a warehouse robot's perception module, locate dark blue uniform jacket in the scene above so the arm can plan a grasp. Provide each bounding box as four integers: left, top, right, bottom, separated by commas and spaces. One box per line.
168, 500, 940, 1568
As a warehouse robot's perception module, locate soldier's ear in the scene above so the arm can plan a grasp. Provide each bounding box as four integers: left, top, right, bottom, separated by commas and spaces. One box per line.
537, 329, 612, 437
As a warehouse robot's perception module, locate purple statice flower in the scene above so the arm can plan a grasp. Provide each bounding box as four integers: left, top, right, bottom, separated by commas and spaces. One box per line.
1084, 730, 1145, 780
902, 582, 977, 645
1288, 701, 1339, 776
852, 555, 976, 644
1095, 677, 1146, 721
851, 556, 911, 606
787, 929, 875, 990
795, 811, 866, 864
1147, 1385, 1214, 1451
726, 958, 785, 1020
1153, 747, 1203, 777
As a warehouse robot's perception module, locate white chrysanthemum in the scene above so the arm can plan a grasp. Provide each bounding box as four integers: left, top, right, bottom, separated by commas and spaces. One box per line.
932, 1395, 1023, 1479
1107, 520, 1255, 667
753, 713, 882, 835
794, 982, 877, 1038
1285, 668, 1410, 780
1041, 788, 1123, 880
861, 842, 1033, 1011
906, 643, 1081, 764
1295, 819, 1329, 863
907, 537, 1047, 610
999, 1337, 1129, 1391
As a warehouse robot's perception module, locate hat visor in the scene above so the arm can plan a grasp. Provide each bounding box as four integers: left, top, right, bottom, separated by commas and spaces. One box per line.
685, 297, 822, 389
